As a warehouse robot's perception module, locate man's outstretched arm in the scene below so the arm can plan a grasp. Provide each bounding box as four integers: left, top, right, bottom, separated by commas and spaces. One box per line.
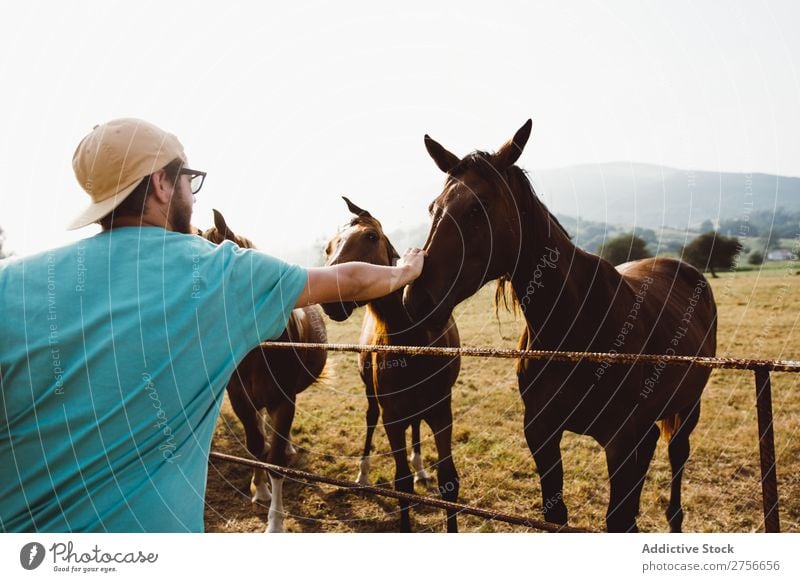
294, 248, 425, 308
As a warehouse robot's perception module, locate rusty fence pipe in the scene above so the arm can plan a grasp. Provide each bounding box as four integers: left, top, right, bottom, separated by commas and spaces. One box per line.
209, 451, 588, 533
250, 341, 794, 533
258, 341, 800, 373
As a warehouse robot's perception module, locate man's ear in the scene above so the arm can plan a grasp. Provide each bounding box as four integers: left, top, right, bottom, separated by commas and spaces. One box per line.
148, 169, 175, 204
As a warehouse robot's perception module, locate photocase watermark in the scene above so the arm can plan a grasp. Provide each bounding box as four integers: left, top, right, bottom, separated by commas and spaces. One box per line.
362, 357, 408, 370
142, 372, 181, 463
640, 280, 708, 400
190, 252, 201, 299
75, 241, 87, 293
747, 232, 800, 355
519, 246, 560, 312
593, 276, 653, 381
719, 171, 754, 300
19, 542, 46, 570
20, 541, 159, 573
46, 252, 65, 396
543, 490, 564, 513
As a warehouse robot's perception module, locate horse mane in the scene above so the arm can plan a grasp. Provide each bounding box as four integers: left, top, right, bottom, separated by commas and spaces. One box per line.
450, 152, 571, 316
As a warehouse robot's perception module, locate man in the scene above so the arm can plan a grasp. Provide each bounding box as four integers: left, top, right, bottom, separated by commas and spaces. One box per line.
0, 118, 425, 532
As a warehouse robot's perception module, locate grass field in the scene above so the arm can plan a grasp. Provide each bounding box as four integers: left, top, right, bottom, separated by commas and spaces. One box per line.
204, 265, 800, 533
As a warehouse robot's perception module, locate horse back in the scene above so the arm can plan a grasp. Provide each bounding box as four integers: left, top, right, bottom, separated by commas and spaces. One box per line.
617, 257, 717, 358
232, 306, 327, 410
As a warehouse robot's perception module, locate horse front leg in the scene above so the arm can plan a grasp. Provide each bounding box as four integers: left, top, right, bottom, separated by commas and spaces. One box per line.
523, 407, 568, 526
427, 408, 459, 532
356, 391, 380, 485
409, 419, 431, 487
264, 395, 296, 533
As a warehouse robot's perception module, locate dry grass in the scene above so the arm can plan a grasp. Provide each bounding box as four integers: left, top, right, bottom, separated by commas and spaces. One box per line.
204, 267, 800, 533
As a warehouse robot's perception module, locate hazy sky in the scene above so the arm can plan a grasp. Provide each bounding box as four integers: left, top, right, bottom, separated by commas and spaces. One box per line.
1, 0, 798, 259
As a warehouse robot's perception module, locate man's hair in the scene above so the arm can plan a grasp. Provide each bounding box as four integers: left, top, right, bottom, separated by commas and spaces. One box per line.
98, 158, 184, 230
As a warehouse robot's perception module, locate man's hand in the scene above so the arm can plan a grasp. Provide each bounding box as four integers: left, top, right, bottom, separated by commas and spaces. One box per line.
391, 247, 426, 290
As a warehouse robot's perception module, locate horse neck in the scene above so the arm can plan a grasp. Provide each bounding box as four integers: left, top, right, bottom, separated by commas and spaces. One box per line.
510, 191, 621, 349
366, 289, 413, 340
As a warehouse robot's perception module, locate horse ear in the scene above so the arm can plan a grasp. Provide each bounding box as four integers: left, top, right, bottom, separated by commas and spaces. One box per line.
494, 119, 532, 170
342, 196, 372, 218
212, 208, 236, 241
424, 134, 460, 174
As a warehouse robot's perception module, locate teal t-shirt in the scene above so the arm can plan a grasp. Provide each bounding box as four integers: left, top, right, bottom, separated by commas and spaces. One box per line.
0, 227, 307, 532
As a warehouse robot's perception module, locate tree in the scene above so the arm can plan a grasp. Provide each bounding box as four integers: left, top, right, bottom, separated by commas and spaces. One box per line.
748, 251, 764, 265
598, 233, 652, 266
699, 219, 714, 233
681, 231, 741, 277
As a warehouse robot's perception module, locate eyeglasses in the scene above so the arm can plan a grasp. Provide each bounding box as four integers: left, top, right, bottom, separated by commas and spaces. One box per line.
179, 168, 207, 195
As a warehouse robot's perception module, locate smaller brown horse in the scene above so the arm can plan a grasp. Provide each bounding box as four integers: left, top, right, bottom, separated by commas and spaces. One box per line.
201, 209, 327, 533
321, 197, 462, 532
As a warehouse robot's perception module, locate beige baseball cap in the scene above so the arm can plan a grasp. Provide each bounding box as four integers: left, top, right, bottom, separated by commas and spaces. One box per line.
68, 118, 186, 230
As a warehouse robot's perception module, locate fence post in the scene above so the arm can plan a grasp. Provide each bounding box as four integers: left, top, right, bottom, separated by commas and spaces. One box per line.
754, 367, 780, 533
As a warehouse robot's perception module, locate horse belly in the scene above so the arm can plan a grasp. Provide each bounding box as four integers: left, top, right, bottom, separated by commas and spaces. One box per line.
374, 354, 458, 418
637, 363, 712, 419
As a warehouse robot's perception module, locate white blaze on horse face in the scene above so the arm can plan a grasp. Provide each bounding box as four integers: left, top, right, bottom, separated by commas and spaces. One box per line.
265, 475, 285, 533
355, 456, 370, 485
327, 226, 356, 265
409, 450, 430, 484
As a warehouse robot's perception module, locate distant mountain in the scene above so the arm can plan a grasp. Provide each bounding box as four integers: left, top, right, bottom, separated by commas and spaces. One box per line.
533, 162, 800, 231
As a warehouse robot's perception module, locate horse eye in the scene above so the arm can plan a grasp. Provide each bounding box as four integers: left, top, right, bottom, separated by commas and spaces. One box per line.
366, 233, 378, 242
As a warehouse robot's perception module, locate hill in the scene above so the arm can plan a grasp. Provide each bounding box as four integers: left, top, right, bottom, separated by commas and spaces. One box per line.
534, 162, 800, 231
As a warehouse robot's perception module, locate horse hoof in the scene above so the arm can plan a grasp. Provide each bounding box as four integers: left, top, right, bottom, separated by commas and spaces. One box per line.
266, 511, 285, 533
250, 484, 271, 505
413, 468, 431, 483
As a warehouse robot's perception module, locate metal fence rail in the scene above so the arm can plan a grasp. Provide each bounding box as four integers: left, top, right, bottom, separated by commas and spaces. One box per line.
209, 451, 589, 532
242, 341, 793, 533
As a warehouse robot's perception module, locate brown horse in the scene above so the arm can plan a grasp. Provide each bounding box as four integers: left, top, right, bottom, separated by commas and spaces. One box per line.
403, 121, 717, 532
321, 197, 462, 532
201, 209, 327, 533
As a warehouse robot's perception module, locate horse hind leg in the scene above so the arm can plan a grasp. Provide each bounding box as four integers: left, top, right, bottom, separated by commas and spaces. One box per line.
665, 401, 701, 533
605, 423, 659, 533
409, 419, 431, 487
356, 392, 380, 485
227, 380, 271, 506
383, 417, 414, 532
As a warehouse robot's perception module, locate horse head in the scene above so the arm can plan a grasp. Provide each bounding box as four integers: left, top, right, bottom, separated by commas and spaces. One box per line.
320, 196, 399, 322
403, 120, 535, 325
200, 209, 256, 249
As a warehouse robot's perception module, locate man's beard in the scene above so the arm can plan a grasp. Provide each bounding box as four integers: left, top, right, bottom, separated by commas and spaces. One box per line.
169, 186, 194, 234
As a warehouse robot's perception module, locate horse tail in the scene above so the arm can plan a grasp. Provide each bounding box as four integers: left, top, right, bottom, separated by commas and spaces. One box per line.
659, 413, 681, 442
